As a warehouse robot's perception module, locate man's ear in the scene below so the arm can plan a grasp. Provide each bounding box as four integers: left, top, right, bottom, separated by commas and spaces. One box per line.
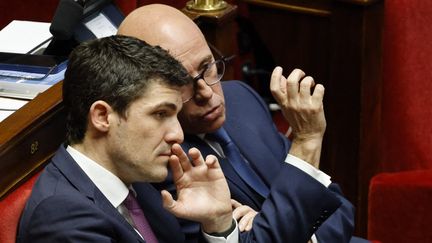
89, 100, 113, 132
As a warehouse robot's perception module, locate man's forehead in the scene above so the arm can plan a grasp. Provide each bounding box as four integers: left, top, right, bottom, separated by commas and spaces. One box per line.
170, 45, 213, 73
147, 81, 182, 98
126, 94, 182, 119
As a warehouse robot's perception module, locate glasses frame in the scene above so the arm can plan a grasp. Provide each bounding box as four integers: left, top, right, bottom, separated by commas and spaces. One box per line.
191, 43, 235, 85
183, 43, 235, 103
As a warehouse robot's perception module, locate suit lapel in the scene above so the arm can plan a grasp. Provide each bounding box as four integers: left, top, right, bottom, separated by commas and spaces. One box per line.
52, 146, 145, 243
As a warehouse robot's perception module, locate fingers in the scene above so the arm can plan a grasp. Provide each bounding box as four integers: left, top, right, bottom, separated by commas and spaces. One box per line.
299, 76, 314, 99
161, 190, 176, 211
169, 154, 183, 182
232, 205, 258, 232
188, 148, 220, 169
161, 190, 186, 219
188, 147, 204, 167
171, 143, 192, 172
170, 144, 221, 182
205, 155, 220, 169
270, 66, 285, 103
279, 69, 325, 103
311, 84, 325, 104
238, 211, 256, 231
272, 68, 316, 103
231, 199, 242, 209
231, 200, 258, 232
232, 205, 251, 220
286, 68, 305, 100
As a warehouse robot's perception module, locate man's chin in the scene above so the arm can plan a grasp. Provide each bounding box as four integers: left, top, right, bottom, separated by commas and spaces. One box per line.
150, 169, 169, 183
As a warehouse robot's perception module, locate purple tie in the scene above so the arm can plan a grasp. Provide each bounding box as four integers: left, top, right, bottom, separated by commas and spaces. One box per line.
123, 190, 158, 243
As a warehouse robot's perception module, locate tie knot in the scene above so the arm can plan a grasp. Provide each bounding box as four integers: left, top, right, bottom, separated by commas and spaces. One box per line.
206, 128, 232, 146
123, 190, 140, 211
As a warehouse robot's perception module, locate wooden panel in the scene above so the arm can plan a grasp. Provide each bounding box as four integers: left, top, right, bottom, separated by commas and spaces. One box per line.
0, 82, 66, 199
246, 4, 331, 96
184, 4, 239, 81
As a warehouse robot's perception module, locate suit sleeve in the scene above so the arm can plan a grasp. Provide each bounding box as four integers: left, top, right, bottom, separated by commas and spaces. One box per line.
314, 184, 355, 243
239, 164, 342, 243
19, 195, 120, 243
227, 81, 355, 243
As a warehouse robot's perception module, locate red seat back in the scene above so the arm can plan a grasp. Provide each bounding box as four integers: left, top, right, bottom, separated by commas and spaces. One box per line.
0, 173, 39, 243
368, 170, 432, 243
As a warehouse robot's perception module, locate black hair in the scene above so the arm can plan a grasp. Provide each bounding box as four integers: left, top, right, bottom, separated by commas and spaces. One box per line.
63, 35, 191, 144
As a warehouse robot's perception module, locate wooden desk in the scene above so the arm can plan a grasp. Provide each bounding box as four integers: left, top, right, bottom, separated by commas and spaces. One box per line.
0, 81, 66, 199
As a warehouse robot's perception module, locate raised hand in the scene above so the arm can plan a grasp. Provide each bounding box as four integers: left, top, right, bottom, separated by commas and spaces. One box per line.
231, 199, 258, 232
270, 67, 326, 168
161, 143, 233, 233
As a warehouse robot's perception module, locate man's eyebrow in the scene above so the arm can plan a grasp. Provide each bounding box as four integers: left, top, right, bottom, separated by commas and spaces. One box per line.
198, 55, 213, 70
151, 102, 179, 111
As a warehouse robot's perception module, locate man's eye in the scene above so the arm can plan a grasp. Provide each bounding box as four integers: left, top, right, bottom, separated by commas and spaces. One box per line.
200, 62, 211, 72
154, 111, 168, 119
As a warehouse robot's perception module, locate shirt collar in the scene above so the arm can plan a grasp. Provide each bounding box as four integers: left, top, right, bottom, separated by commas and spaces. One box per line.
66, 145, 129, 208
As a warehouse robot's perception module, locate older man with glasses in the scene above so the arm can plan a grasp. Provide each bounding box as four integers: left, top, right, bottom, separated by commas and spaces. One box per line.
181, 43, 234, 104
118, 4, 369, 243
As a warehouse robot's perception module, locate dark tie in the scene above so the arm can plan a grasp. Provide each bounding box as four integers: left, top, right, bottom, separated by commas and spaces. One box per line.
123, 190, 158, 243
207, 128, 270, 197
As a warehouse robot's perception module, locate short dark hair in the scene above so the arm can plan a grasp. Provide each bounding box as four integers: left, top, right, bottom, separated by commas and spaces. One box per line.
63, 35, 191, 144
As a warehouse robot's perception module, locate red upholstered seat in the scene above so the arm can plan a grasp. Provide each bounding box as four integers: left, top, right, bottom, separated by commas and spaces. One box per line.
368, 170, 432, 243
0, 173, 40, 243
367, 0, 432, 242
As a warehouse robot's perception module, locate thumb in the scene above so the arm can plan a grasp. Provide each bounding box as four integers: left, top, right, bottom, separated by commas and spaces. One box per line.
161, 190, 186, 219
161, 190, 176, 213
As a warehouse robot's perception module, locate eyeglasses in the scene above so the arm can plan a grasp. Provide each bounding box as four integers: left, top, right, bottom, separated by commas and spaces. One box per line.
182, 43, 235, 103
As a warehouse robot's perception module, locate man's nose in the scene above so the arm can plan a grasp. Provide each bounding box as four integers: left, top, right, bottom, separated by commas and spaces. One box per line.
166, 119, 184, 144
193, 78, 213, 103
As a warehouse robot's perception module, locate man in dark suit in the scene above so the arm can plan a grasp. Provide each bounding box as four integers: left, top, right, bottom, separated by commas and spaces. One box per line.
118, 4, 369, 243
17, 35, 239, 243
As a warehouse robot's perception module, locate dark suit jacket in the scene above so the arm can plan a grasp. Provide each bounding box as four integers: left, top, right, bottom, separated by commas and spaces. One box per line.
153, 81, 355, 243
17, 145, 185, 243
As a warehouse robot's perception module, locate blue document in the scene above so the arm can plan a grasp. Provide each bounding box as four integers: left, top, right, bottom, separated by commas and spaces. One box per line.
0, 60, 67, 99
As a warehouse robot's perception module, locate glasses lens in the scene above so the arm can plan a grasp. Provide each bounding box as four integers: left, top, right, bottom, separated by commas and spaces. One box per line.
203, 60, 225, 85
181, 83, 194, 103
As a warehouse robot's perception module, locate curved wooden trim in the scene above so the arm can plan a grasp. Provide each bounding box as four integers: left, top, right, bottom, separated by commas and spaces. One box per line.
337, 0, 383, 6
240, 0, 331, 17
